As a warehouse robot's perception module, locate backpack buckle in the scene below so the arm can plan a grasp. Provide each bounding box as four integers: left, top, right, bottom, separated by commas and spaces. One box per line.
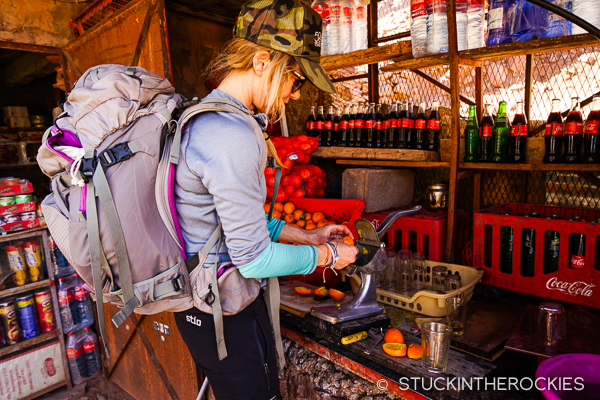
80, 156, 97, 178
98, 143, 134, 167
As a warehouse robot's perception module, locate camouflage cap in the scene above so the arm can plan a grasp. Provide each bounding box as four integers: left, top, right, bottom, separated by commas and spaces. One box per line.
234, 0, 336, 93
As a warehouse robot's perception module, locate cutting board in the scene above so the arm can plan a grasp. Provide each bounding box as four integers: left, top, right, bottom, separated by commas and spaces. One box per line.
280, 280, 353, 313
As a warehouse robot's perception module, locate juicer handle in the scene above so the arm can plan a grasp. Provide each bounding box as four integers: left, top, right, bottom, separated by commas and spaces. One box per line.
376, 205, 422, 240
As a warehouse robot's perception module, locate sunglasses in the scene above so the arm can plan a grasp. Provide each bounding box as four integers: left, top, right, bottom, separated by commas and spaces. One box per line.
291, 71, 307, 93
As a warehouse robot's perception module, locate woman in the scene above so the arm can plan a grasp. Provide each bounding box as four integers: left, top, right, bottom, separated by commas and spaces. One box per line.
173, 1, 358, 399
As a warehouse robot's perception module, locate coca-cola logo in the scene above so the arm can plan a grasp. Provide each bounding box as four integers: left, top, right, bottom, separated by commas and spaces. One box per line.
546, 277, 595, 297
83, 342, 95, 352
44, 358, 57, 376
67, 347, 83, 358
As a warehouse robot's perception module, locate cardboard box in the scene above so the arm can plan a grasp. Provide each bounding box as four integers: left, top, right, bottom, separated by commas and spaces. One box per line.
2, 106, 28, 117
342, 168, 414, 213
4, 116, 31, 128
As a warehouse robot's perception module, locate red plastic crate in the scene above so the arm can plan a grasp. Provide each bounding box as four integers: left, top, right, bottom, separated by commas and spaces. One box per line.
362, 207, 470, 262
279, 198, 365, 288
473, 203, 600, 309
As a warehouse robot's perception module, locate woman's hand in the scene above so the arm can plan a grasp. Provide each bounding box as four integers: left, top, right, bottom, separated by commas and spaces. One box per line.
306, 224, 354, 246
316, 240, 358, 269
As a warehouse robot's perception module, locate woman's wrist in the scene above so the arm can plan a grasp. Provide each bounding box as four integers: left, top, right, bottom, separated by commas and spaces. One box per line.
316, 244, 328, 266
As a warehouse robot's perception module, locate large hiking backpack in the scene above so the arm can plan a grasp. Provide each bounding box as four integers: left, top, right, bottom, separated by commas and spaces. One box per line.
37, 65, 285, 368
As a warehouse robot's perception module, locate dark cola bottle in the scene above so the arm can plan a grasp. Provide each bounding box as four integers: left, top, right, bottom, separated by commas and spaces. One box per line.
355, 103, 366, 147
338, 104, 350, 146
397, 101, 410, 148
365, 103, 376, 148
387, 103, 399, 148
583, 95, 600, 163
414, 102, 427, 150
316, 106, 325, 146
307, 106, 316, 137
508, 101, 528, 163
479, 104, 494, 162
544, 99, 563, 163
426, 101, 440, 151
407, 102, 416, 149
347, 104, 356, 147
375, 104, 384, 148
324, 105, 334, 147
564, 97, 584, 163
333, 107, 341, 145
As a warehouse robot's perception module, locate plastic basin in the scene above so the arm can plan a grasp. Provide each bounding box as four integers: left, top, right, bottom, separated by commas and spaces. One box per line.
535, 354, 600, 400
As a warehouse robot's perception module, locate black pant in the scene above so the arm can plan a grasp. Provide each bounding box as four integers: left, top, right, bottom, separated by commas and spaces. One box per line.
174, 293, 280, 400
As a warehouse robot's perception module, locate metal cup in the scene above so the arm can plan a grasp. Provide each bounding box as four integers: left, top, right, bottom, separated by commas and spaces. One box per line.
421, 322, 454, 373
444, 274, 462, 291
537, 302, 566, 346
432, 266, 448, 291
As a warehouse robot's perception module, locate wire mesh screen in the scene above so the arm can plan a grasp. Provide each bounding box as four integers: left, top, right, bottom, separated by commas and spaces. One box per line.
71, 0, 134, 38
482, 56, 528, 123
546, 172, 600, 209
377, 0, 411, 39
326, 69, 369, 111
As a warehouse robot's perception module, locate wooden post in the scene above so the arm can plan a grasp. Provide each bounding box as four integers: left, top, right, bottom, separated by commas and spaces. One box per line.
475, 67, 483, 122
367, 0, 379, 104
524, 54, 533, 124
446, 0, 461, 263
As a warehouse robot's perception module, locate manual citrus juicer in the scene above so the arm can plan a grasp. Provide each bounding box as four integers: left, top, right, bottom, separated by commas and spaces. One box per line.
311, 205, 422, 323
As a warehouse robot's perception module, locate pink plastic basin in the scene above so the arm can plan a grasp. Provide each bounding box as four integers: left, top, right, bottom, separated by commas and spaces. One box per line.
535, 354, 600, 400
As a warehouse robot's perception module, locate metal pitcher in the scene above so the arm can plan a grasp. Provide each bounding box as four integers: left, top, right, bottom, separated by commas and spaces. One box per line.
426, 184, 448, 211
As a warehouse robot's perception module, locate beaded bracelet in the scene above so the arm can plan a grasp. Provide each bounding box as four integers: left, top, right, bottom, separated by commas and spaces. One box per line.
322, 241, 340, 283
317, 243, 332, 267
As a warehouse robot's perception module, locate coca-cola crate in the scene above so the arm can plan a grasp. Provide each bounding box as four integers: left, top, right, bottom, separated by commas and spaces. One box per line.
362, 207, 470, 261
473, 203, 599, 309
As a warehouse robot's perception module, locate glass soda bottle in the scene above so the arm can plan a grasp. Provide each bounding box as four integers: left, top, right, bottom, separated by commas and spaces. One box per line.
355, 103, 366, 147
375, 104, 384, 148
333, 107, 341, 143
464, 106, 479, 162
316, 106, 325, 146
414, 102, 427, 150
348, 103, 356, 147
564, 97, 584, 163
570, 232, 585, 269
544, 214, 561, 274
365, 103, 376, 147
387, 102, 399, 148
479, 104, 494, 162
583, 95, 600, 163
491, 101, 509, 163
324, 106, 335, 147
521, 214, 536, 277
508, 101, 528, 163
397, 101, 410, 149
307, 106, 316, 137
544, 99, 563, 163
500, 213, 513, 274
426, 101, 441, 151
338, 104, 350, 146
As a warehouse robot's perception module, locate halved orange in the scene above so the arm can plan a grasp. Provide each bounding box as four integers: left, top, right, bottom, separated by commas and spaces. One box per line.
407, 343, 422, 360
342, 236, 354, 245
294, 286, 311, 295
382, 343, 407, 357
384, 328, 404, 344
314, 286, 328, 297
329, 288, 346, 302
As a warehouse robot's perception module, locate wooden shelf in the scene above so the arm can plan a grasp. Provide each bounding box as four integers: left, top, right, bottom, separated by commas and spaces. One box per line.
336, 159, 449, 168
380, 34, 599, 73
321, 41, 411, 71
0, 330, 60, 358
0, 226, 47, 240
312, 146, 439, 162
0, 279, 51, 298
460, 162, 600, 171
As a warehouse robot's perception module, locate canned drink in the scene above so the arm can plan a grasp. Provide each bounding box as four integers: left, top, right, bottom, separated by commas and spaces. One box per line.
17, 295, 39, 339
14, 194, 33, 204
0, 196, 15, 207
20, 212, 37, 221
24, 241, 43, 282
35, 290, 56, 333
0, 300, 21, 344
7, 245, 28, 286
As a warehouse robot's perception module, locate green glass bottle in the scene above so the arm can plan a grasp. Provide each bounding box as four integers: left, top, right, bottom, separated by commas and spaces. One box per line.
464, 106, 479, 162
491, 101, 509, 163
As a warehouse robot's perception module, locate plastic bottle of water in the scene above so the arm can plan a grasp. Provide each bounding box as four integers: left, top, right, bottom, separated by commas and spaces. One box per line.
339, 0, 354, 53
547, 0, 572, 38
66, 331, 88, 385
72, 274, 94, 329
456, 0, 468, 51
82, 327, 102, 377
572, 0, 599, 35
466, 0, 485, 49
327, 0, 342, 55
354, 1, 368, 51
312, 0, 328, 55
427, 0, 449, 54
411, 0, 428, 57
57, 277, 76, 333
514, 0, 548, 42
487, 0, 517, 46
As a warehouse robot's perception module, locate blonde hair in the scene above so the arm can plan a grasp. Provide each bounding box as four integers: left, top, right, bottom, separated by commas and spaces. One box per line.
205, 38, 298, 122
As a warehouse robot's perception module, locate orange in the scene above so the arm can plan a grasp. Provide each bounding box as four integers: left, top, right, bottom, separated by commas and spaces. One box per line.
293, 209, 305, 221
407, 343, 422, 360
312, 212, 325, 223
314, 286, 328, 297
304, 213, 312, 222
264, 203, 270, 214
271, 210, 282, 219
284, 214, 295, 224
329, 288, 345, 302
306, 222, 317, 230
274, 202, 284, 212
382, 343, 407, 357
342, 236, 354, 245
283, 202, 296, 214
296, 220, 306, 228
384, 328, 404, 344
294, 286, 311, 295
317, 220, 329, 228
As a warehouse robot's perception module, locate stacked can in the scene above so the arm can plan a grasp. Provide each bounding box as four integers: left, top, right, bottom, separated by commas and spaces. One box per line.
7, 244, 28, 286
0, 300, 20, 344
35, 290, 56, 333
16, 294, 39, 339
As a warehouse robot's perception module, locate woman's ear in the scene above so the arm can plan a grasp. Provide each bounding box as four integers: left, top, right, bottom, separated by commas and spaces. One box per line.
252, 51, 272, 77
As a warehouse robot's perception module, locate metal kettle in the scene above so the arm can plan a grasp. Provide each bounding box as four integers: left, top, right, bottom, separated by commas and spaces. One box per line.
426, 184, 448, 211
